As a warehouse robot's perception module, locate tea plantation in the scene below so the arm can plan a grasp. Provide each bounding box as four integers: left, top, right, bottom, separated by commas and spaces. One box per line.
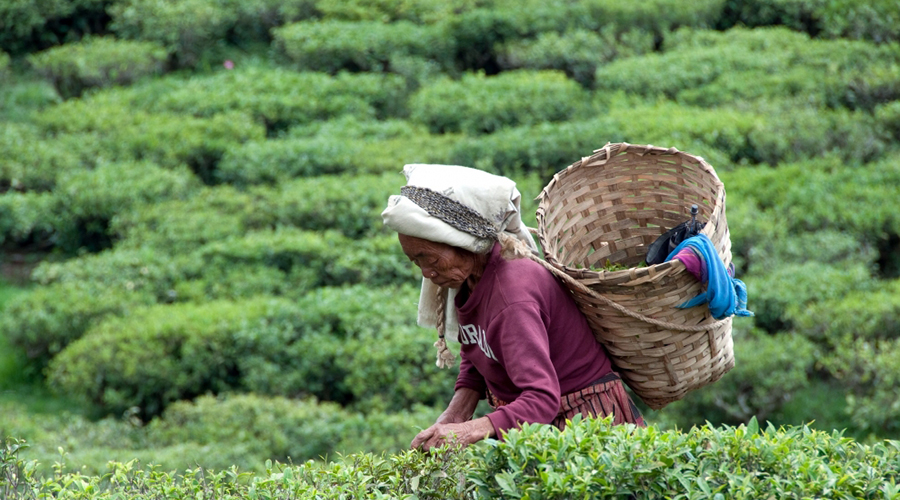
2, 0, 900, 497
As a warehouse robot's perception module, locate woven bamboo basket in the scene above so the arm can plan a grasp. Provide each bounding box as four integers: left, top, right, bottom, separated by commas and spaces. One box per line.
535, 142, 734, 410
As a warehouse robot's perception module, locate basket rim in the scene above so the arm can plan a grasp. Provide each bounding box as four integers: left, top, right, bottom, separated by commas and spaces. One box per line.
536, 142, 725, 281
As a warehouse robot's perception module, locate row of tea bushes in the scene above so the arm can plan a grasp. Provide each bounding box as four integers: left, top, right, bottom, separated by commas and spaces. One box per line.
2, 229, 416, 371
597, 27, 900, 108
45, 285, 453, 418
5, 417, 900, 498
0, 394, 440, 474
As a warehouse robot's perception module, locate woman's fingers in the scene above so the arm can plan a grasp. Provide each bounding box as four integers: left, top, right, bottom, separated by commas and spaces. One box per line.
410, 426, 437, 450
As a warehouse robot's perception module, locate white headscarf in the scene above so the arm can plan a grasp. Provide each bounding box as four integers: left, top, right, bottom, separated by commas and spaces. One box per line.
381, 164, 539, 367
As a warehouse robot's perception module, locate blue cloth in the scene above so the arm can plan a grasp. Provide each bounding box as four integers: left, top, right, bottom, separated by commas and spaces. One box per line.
665, 234, 753, 320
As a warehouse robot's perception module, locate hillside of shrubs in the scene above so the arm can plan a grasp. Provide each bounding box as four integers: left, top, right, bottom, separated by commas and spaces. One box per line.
2, 0, 900, 496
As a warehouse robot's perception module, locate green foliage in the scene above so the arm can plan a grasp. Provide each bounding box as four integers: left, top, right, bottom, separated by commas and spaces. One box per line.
819, 0, 900, 43
796, 278, 900, 346
222, 0, 318, 44
109, 186, 262, 254
497, 28, 653, 88
469, 417, 900, 498
110, 0, 239, 68
727, 155, 900, 242
448, 102, 754, 177
0, 0, 96, 54
47, 285, 447, 417
149, 394, 351, 462
53, 161, 201, 252
47, 296, 295, 418
0, 282, 156, 374
600, 26, 900, 110
34, 101, 265, 183
672, 329, 818, 425
715, 0, 824, 32
148, 394, 440, 463
273, 20, 451, 74
315, 0, 480, 24
0, 50, 9, 80
217, 118, 456, 184
0, 123, 96, 193
748, 262, 873, 333
410, 70, 588, 134
7, 413, 900, 498
876, 100, 900, 140
141, 67, 407, 133
247, 173, 404, 237
0, 191, 57, 249
27, 36, 169, 99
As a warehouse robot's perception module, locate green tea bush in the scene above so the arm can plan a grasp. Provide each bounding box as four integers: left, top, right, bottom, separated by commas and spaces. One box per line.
449, 102, 753, 177
27, 36, 169, 99
715, 0, 824, 32
7, 418, 900, 499
216, 118, 455, 184
47, 284, 443, 417
746, 105, 889, 165
818, 0, 900, 43
468, 417, 900, 499
497, 29, 653, 88
826, 335, 900, 436
0, 282, 156, 374
180, 228, 355, 292
727, 155, 900, 242
143, 67, 407, 132
52, 161, 200, 252
0, 50, 9, 80
273, 20, 450, 74
315, 0, 479, 24
747, 262, 873, 333
0, 191, 57, 250
409, 70, 588, 134
437, 5, 561, 73
109, 186, 263, 254
0, 123, 99, 193
147, 394, 441, 463
795, 279, 900, 344
221, 0, 318, 44
876, 100, 900, 140
600, 27, 900, 108
234, 285, 451, 411
0, 0, 77, 54
35, 101, 265, 182
669, 329, 817, 425
31, 247, 190, 302
109, 0, 238, 68
47, 296, 299, 417
149, 394, 349, 462
251, 173, 403, 237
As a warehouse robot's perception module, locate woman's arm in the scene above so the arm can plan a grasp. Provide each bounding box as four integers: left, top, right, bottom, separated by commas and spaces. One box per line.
436, 387, 481, 424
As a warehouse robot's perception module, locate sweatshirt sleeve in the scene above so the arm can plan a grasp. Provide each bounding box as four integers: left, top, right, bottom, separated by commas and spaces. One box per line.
485, 303, 560, 436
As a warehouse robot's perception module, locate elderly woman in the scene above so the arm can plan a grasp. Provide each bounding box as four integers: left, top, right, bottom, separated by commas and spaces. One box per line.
382, 164, 644, 451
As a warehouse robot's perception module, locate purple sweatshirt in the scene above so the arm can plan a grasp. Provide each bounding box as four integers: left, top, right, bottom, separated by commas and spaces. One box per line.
454, 243, 613, 436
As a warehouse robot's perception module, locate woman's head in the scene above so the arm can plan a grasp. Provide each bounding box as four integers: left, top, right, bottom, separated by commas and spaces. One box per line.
397, 233, 487, 289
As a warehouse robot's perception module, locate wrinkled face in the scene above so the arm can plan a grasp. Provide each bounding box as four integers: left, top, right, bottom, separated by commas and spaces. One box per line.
397, 234, 480, 289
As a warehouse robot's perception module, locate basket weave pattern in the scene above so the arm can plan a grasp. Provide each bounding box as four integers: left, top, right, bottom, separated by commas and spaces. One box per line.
536, 143, 735, 410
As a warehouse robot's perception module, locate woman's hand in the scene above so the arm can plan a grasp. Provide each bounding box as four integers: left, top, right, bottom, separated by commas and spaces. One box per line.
411, 417, 494, 451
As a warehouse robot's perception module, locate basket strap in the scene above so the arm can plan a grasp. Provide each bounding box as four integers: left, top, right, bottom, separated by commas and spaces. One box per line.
502, 233, 731, 332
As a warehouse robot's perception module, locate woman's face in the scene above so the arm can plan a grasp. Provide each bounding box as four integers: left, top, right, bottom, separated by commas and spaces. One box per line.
397, 234, 481, 289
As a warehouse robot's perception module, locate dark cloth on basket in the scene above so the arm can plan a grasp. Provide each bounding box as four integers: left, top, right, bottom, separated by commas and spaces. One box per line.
488, 372, 646, 429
